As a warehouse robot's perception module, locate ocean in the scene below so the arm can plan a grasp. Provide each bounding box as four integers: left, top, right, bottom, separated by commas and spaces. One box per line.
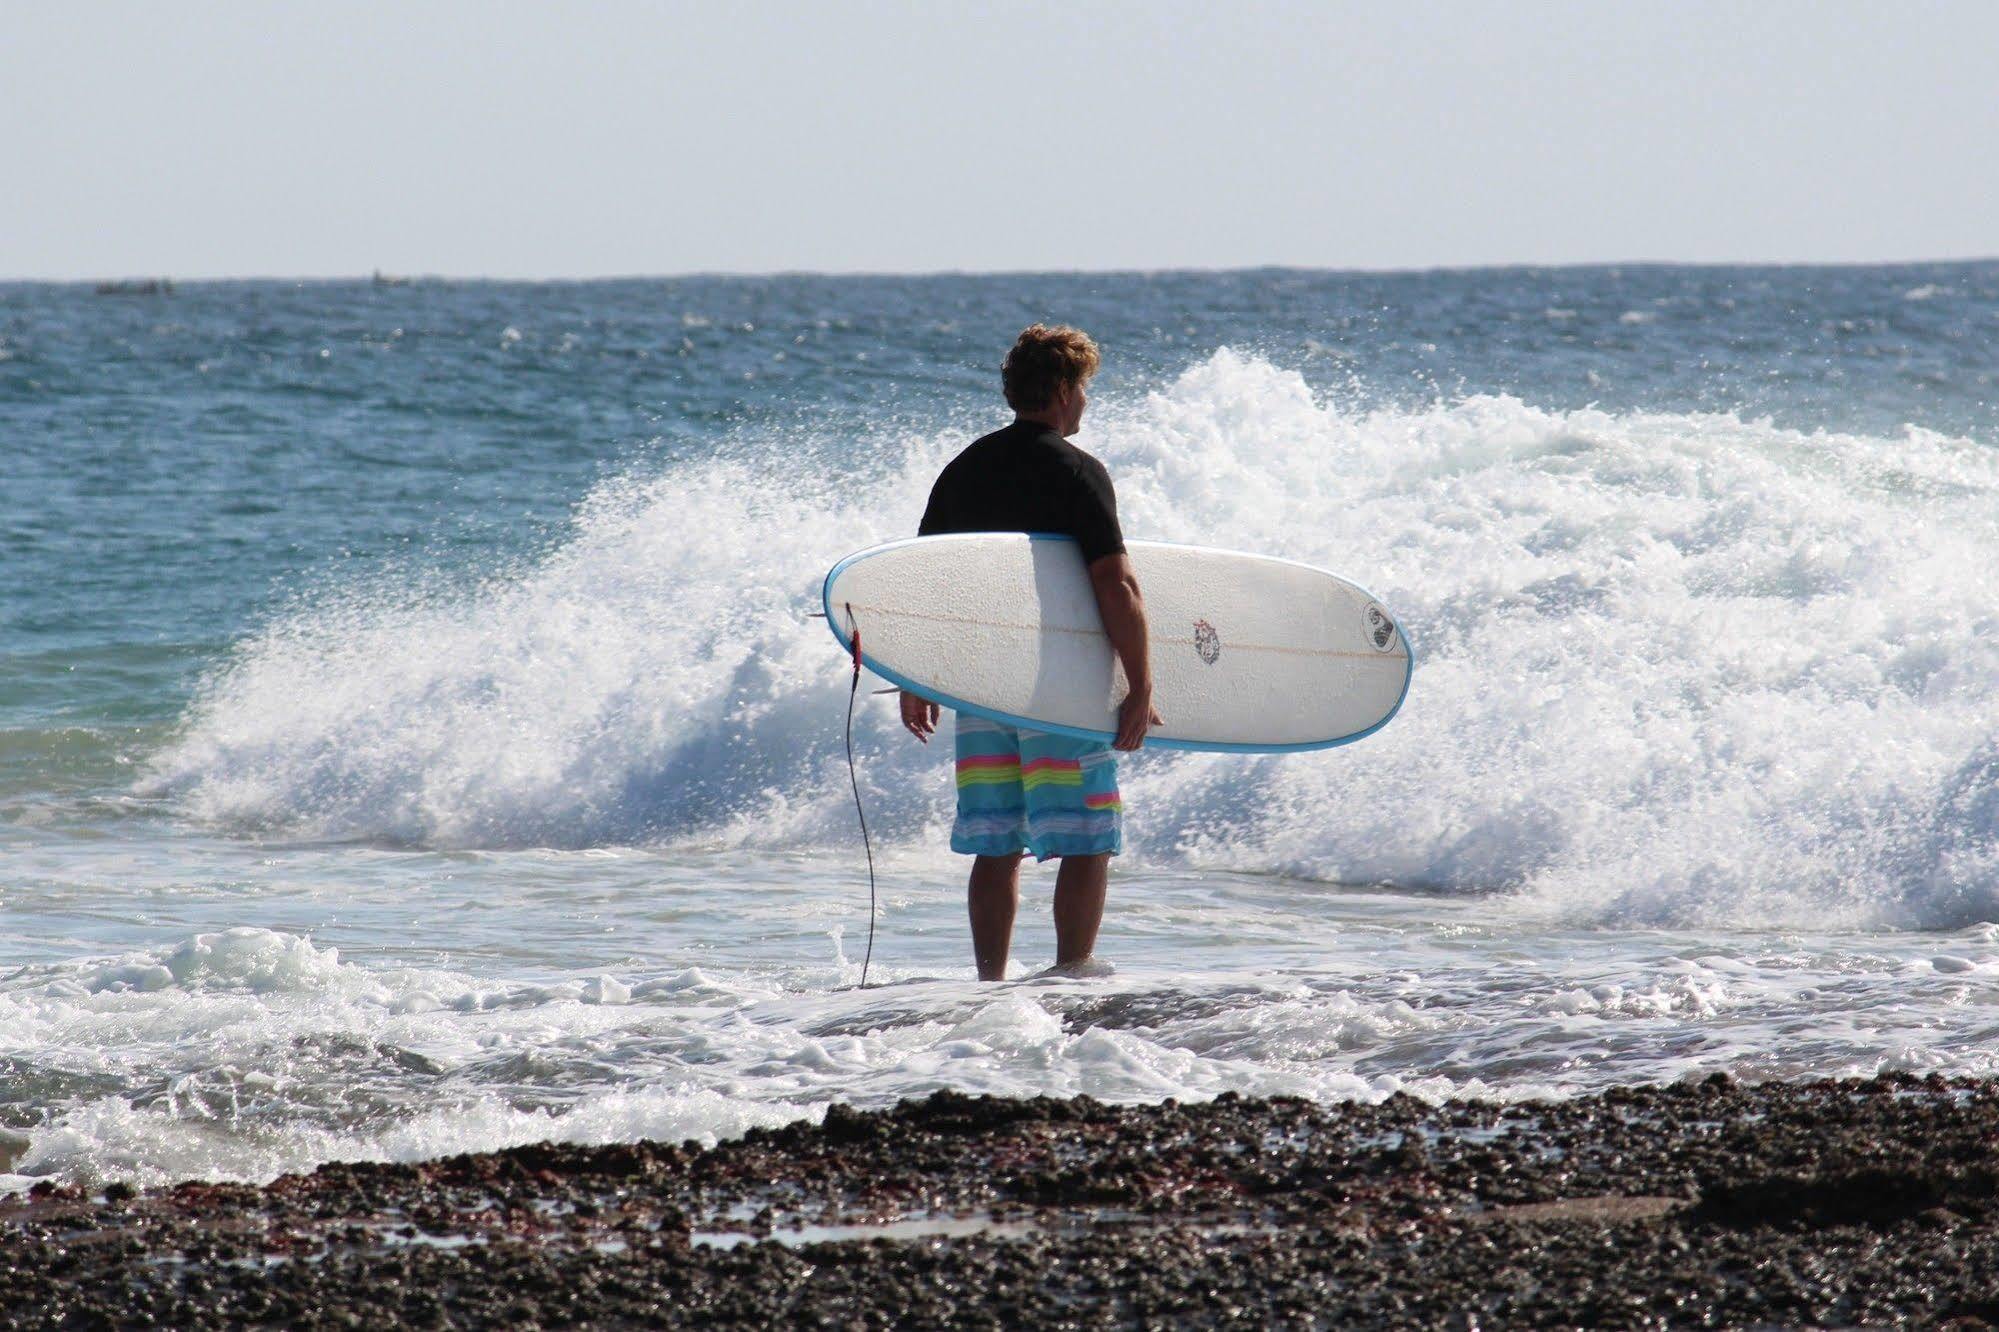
3, 263, 1997, 1192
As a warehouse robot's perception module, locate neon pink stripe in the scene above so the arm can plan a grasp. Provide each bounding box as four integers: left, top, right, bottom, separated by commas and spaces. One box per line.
955, 755, 1020, 770
1021, 758, 1082, 776
1083, 793, 1122, 809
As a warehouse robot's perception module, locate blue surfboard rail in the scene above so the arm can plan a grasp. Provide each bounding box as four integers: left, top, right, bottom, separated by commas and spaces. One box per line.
821, 534, 1413, 755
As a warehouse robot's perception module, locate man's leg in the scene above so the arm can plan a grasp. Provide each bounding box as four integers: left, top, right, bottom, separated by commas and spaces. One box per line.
1052, 853, 1108, 967
968, 853, 1023, 981
950, 713, 1029, 982
1018, 725, 1120, 973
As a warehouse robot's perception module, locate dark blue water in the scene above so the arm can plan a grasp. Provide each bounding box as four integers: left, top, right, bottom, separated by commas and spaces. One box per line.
5, 265, 1993, 748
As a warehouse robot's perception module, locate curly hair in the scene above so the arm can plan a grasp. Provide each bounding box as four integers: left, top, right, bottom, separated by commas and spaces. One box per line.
1001, 324, 1101, 412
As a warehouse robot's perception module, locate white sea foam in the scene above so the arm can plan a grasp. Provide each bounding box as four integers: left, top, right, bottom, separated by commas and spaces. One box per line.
0, 921, 1410, 1189
143, 350, 1999, 930
10, 912, 1999, 1192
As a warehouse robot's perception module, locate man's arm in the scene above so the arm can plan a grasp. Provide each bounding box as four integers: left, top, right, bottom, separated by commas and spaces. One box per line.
1088, 553, 1164, 751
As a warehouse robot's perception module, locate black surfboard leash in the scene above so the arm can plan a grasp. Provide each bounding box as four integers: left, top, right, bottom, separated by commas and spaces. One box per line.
842, 602, 878, 988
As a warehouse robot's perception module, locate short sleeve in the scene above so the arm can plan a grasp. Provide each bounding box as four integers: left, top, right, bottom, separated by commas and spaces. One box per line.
1069, 456, 1126, 566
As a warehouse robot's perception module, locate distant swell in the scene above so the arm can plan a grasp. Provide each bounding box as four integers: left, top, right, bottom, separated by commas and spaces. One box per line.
144, 351, 1999, 930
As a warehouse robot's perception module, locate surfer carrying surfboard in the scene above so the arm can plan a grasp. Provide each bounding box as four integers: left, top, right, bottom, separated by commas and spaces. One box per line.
902, 325, 1162, 981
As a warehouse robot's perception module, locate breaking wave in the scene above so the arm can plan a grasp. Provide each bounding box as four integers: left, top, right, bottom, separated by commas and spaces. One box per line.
145, 350, 1999, 929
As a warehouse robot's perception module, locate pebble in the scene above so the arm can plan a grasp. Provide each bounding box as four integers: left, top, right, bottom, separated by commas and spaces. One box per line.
4, 1076, 1999, 1328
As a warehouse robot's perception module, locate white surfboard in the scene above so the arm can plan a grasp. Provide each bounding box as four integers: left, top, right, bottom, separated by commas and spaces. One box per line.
822, 534, 1410, 753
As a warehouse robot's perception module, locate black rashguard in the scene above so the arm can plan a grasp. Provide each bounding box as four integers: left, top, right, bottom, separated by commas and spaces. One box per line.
917, 420, 1127, 566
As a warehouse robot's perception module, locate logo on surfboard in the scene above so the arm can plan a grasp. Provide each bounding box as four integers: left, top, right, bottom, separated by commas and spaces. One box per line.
1193, 619, 1222, 665
1365, 603, 1398, 652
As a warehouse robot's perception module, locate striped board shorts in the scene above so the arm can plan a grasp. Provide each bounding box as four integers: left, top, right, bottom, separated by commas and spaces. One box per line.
950, 713, 1122, 861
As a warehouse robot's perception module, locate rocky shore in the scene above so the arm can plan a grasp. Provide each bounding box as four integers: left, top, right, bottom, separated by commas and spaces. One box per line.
7, 1075, 1999, 1329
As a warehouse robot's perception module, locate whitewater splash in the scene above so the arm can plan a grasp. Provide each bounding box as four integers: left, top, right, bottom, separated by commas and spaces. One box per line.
14, 904, 1999, 1192
15, 909, 1999, 1193
145, 351, 1999, 929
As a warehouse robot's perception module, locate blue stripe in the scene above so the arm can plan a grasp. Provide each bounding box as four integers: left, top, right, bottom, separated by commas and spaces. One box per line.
1027, 813, 1120, 834
955, 813, 1026, 834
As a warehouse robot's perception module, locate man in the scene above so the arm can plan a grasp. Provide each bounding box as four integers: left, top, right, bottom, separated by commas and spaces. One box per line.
902, 324, 1162, 981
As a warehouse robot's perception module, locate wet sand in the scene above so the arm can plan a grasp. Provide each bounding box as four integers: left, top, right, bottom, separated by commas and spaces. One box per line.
6, 1074, 1999, 1329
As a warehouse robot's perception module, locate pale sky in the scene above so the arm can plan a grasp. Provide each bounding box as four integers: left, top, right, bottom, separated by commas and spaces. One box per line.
5, 0, 1996, 279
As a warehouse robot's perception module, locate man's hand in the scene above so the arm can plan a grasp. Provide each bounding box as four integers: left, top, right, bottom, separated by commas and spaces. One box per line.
1114, 688, 1164, 751
900, 690, 941, 742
